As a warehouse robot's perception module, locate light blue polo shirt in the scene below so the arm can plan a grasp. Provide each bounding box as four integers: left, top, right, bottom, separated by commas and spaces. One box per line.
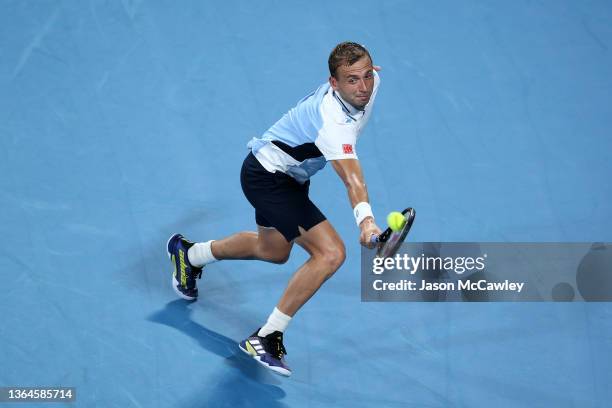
247, 71, 380, 184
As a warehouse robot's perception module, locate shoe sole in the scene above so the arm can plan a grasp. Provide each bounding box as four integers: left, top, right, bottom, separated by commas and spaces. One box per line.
167, 234, 197, 301
238, 344, 291, 377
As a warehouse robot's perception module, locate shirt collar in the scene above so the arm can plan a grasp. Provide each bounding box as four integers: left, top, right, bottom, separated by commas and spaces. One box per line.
332, 90, 365, 120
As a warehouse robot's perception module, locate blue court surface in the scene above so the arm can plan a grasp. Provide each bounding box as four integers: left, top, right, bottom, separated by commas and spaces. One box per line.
1, 1, 612, 407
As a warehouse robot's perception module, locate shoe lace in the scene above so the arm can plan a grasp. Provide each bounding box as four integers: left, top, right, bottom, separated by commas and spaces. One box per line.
268, 333, 287, 359
183, 239, 202, 280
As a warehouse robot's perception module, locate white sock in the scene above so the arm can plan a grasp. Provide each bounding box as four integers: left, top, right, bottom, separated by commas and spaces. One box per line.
187, 240, 217, 267
258, 307, 292, 337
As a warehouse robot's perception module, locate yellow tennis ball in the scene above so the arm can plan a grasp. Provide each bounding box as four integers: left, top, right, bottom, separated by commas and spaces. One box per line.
387, 211, 405, 232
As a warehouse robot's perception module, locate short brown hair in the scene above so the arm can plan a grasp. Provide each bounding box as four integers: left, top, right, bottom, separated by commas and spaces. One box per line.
328, 42, 372, 78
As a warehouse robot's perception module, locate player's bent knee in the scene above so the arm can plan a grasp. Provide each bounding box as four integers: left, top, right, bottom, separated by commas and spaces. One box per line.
268, 253, 290, 264
258, 249, 290, 264
320, 245, 346, 274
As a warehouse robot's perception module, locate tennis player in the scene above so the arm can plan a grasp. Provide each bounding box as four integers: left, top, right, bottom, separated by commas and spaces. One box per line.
167, 42, 382, 376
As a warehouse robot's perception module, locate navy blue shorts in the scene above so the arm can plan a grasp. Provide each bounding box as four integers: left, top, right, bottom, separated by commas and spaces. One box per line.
240, 152, 326, 242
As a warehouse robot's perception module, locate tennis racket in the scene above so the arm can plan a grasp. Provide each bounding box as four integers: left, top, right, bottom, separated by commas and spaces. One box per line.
370, 207, 416, 258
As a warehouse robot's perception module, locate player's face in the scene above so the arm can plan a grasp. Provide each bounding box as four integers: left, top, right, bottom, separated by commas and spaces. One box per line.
329, 56, 374, 110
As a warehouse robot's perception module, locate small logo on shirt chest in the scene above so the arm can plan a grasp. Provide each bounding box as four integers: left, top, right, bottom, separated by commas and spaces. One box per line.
342, 144, 354, 154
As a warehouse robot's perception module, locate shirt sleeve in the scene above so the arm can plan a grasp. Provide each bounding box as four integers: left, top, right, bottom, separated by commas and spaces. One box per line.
315, 120, 358, 161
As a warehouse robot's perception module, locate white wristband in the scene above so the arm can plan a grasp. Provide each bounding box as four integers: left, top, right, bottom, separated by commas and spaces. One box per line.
353, 202, 374, 226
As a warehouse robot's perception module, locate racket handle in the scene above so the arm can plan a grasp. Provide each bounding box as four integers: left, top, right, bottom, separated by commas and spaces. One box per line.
370, 235, 380, 244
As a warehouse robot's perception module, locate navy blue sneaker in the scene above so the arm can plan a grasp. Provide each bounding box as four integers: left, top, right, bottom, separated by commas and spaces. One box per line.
166, 233, 202, 301
239, 329, 291, 376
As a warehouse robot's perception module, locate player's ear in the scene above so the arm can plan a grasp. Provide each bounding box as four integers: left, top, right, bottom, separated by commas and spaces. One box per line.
329, 75, 338, 90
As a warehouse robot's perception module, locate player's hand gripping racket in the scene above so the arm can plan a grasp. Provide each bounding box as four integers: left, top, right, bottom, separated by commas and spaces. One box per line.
370, 208, 416, 258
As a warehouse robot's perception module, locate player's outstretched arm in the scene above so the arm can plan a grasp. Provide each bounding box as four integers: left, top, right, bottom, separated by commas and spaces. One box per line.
331, 159, 382, 247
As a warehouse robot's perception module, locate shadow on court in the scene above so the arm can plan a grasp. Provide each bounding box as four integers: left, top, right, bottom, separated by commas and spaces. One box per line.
148, 300, 288, 408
